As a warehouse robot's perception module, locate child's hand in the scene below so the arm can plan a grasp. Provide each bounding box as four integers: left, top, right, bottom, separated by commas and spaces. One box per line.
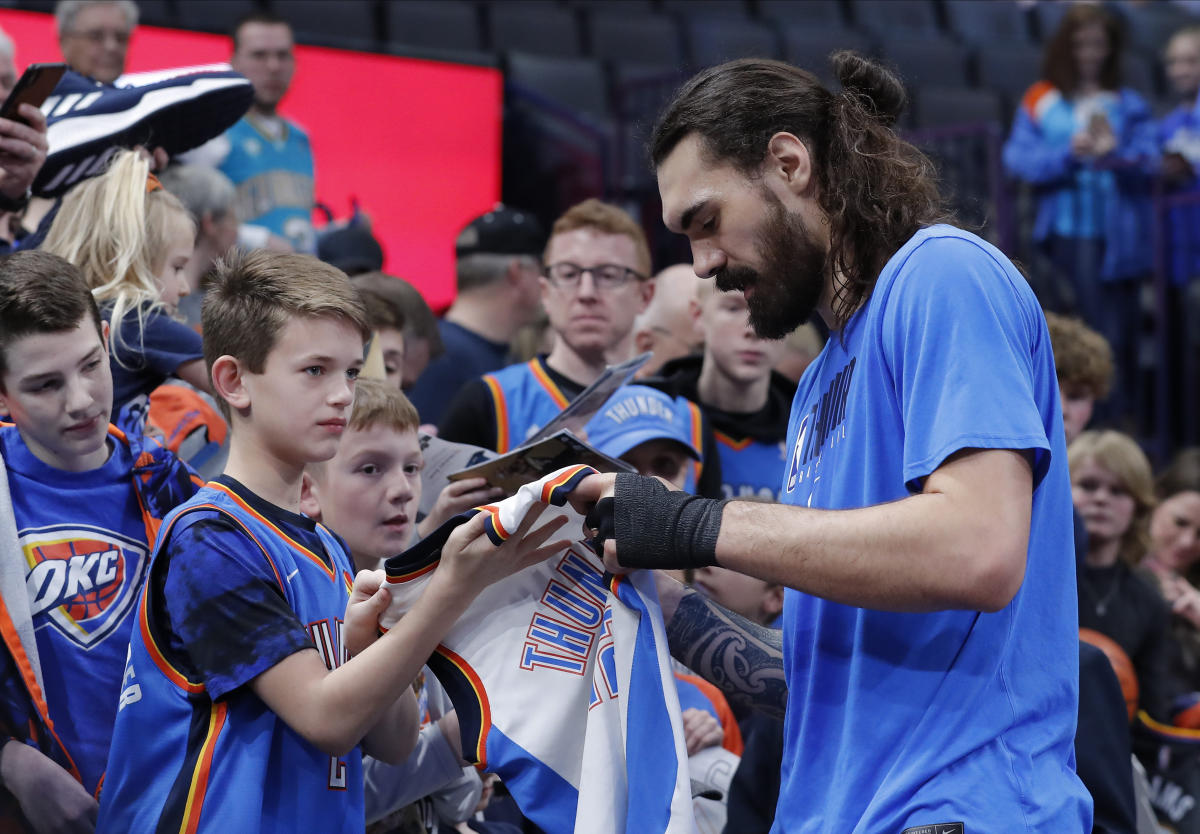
681, 708, 724, 755
437, 503, 570, 596
344, 569, 391, 656
418, 477, 506, 539
0, 740, 98, 833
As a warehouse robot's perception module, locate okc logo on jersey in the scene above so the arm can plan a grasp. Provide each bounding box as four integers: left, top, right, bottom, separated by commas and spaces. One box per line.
22, 525, 149, 649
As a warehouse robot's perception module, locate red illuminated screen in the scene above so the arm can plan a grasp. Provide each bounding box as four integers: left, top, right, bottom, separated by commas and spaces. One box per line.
0, 10, 502, 310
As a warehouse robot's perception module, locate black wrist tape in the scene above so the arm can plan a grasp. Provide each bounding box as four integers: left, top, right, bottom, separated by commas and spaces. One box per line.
607, 474, 727, 570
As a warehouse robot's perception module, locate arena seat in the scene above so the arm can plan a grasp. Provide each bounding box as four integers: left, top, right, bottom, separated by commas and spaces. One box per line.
383, 0, 482, 53
912, 85, 1004, 129
566, 0, 655, 10
136, 0, 177, 28
1117, 1, 1197, 56
879, 37, 973, 91
781, 26, 876, 80
1122, 51, 1162, 99
683, 17, 782, 68
488, 4, 583, 59
276, 0, 377, 51
975, 43, 1044, 111
586, 10, 684, 67
1030, 1, 1072, 41
848, 0, 942, 40
660, 0, 750, 17
175, 0, 260, 34
506, 52, 611, 124
757, 0, 846, 28
943, 0, 1032, 46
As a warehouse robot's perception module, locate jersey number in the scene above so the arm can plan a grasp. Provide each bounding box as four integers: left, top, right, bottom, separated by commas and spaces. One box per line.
307, 618, 349, 790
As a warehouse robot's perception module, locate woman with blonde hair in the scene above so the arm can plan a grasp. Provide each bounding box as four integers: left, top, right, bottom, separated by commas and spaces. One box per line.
1070, 429, 1184, 719
41, 149, 210, 429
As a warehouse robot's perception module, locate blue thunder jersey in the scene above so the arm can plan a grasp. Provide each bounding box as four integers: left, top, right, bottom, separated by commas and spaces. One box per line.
776, 226, 1091, 832
482, 357, 572, 453
97, 480, 361, 834
3, 427, 154, 795
218, 115, 316, 253
714, 431, 786, 501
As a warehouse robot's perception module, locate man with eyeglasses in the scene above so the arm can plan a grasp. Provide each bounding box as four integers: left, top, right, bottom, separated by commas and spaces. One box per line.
55, 0, 136, 85
438, 198, 654, 454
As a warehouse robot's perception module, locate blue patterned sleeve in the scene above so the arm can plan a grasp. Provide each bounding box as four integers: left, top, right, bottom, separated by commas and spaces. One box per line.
161, 513, 314, 700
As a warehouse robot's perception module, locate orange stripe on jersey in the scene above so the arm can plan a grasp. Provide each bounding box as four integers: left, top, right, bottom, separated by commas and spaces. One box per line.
478, 504, 511, 540
483, 375, 511, 454
387, 559, 441, 585
435, 644, 493, 768
180, 702, 228, 834
529, 358, 570, 410
539, 464, 591, 504
714, 430, 753, 452
208, 483, 336, 581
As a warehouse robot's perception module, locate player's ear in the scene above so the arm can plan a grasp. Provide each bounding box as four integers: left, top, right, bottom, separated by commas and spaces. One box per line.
299, 471, 323, 521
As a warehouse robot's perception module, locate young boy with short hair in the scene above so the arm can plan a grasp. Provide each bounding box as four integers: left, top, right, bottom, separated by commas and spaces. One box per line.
0, 250, 201, 831
300, 378, 487, 829
97, 251, 568, 833
646, 285, 794, 500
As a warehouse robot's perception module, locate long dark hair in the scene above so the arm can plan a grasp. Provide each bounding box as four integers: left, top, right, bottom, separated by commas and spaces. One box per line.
650, 52, 950, 330
1041, 3, 1124, 94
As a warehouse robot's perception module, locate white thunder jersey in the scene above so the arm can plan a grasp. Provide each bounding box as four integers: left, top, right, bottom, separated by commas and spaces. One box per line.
381, 466, 696, 834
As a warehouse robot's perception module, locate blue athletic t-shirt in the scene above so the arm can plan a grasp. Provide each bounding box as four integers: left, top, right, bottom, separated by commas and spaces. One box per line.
2, 427, 150, 795
104, 303, 203, 422
775, 226, 1091, 832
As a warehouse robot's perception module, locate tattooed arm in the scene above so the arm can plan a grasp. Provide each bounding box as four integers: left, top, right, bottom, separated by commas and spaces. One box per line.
654, 573, 787, 720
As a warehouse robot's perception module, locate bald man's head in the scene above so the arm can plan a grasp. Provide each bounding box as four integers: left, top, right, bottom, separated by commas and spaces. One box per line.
634, 264, 703, 377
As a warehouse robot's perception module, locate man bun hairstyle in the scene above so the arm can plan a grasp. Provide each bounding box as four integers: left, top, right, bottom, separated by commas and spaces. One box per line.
650, 53, 951, 330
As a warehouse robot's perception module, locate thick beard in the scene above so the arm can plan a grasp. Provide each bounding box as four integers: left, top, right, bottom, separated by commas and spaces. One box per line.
715, 195, 827, 340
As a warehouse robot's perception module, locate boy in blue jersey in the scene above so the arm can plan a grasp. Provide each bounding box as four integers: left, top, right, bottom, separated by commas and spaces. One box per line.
646, 281, 793, 501
569, 54, 1093, 832
0, 250, 201, 833
97, 251, 569, 834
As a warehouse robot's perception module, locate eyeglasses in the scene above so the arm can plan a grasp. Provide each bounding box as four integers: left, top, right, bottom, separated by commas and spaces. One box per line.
543, 262, 646, 292
70, 28, 132, 45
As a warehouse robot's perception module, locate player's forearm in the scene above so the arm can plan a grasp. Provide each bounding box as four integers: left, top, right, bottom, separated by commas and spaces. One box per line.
659, 581, 788, 720
715, 489, 1026, 613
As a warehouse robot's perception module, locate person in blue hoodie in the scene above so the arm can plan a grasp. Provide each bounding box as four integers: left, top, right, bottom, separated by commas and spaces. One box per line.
1003, 3, 1158, 423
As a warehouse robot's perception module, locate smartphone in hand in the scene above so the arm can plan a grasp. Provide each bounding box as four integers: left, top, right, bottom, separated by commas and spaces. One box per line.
0, 63, 67, 124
